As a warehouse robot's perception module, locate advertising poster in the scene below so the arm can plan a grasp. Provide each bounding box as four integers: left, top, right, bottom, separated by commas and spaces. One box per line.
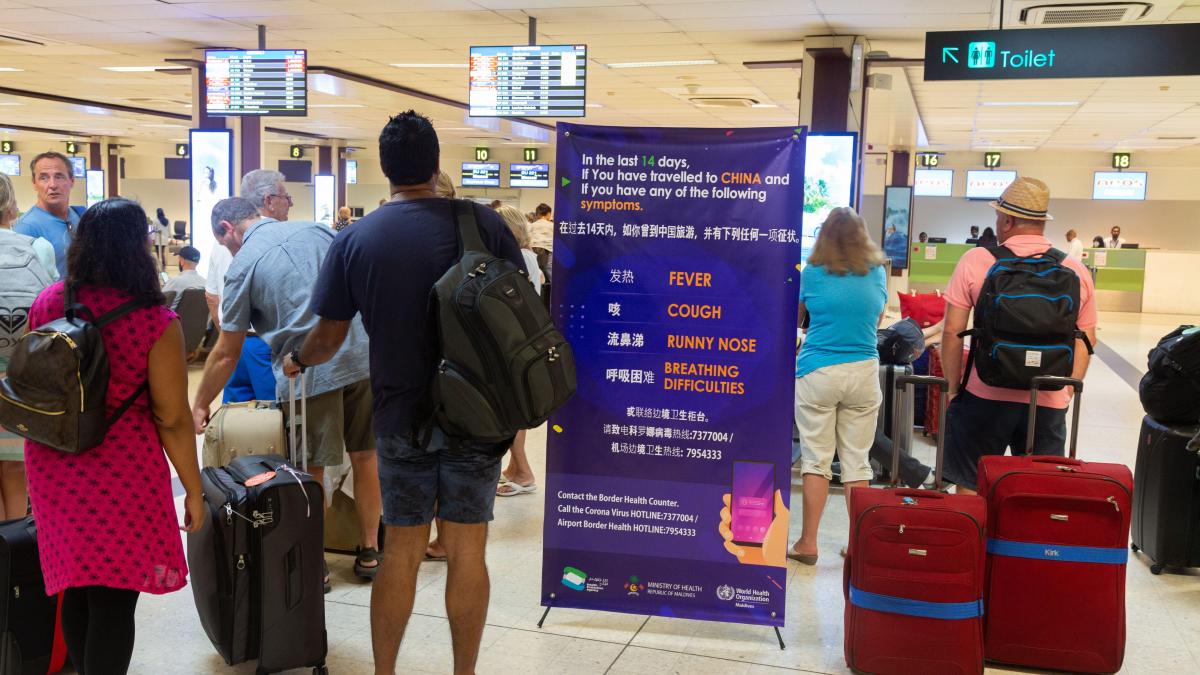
189, 129, 233, 266
85, 169, 105, 207
800, 133, 856, 265
882, 186, 913, 269
314, 174, 336, 225
542, 124, 805, 626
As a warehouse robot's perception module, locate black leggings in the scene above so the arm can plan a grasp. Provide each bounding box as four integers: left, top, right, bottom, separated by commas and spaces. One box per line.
61, 586, 140, 675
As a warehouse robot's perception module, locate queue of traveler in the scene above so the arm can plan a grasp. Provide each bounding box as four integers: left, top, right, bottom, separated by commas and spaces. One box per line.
0, 125, 1097, 674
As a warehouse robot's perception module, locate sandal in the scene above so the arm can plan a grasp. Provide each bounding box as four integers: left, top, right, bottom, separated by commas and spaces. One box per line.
355, 547, 382, 580
323, 560, 331, 594
496, 481, 538, 497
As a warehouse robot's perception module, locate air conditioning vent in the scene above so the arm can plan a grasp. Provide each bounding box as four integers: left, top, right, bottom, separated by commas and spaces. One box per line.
1021, 3, 1152, 25
689, 97, 758, 108
0, 30, 67, 47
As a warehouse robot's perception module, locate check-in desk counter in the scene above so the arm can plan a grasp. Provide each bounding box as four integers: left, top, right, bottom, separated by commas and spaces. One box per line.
908, 243, 973, 292
1082, 248, 1145, 312
1141, 249, 1200, 315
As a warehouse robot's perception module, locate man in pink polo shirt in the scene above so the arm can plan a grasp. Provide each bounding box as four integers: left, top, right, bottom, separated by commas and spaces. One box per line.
939, 177, 1098, 494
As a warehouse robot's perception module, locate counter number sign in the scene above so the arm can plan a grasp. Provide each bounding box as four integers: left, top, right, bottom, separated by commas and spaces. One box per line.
918, 153, 940, 168
523, 147, 538, 162
0, 140, 13, 154
475, 147, 490, 162
1112, 152, 1131, 170
175, 143, 189, 157
65, 141, 78, 155
984, 152, 1002, 168
290, 145, 304, 159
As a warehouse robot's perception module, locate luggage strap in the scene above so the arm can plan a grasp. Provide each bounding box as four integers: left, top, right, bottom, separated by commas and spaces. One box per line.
849, 585, 983, 620
987, 538, 1127, 565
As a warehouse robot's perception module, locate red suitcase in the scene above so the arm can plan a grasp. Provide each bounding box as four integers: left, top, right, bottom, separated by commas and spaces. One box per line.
845, 374, 987, 675
977, 376, 1132, 674
924, 346, 944, 438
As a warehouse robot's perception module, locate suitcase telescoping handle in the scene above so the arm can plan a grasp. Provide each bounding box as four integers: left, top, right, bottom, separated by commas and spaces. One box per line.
287, 370, 308, 472
893, 374, 949, 491
1026, 375, 1083, 459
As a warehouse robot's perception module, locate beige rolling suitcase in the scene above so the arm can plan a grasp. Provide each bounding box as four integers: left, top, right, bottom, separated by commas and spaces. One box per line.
202, 400, 285, 467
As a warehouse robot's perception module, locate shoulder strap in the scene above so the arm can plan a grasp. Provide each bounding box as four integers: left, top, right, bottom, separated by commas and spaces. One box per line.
105, 381, 149, 427
94, 298, 148, 328
452, 199, 489, 256
1043, 247, 1067, 263
987, 245, 1014, 261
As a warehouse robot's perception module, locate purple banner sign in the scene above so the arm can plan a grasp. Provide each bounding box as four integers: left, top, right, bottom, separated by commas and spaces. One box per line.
541, 124, 806, 627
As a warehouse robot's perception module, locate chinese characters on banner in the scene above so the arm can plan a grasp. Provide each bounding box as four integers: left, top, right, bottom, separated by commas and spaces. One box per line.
542, 125, 805, 626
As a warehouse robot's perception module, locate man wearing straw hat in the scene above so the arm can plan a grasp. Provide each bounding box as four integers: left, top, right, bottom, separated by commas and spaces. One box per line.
937, 177, 1098, 494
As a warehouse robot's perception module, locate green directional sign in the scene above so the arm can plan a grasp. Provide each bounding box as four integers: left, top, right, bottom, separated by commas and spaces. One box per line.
925, 24, 1200, 81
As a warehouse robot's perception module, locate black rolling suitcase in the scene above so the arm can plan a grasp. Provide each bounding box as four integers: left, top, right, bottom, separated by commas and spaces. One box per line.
1131, 416, 1200, 574
189, 374, 327, 674
0, 517, 67, 675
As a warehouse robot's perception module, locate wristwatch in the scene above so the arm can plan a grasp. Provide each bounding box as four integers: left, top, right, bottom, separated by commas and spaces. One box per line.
289, 348, 308, 372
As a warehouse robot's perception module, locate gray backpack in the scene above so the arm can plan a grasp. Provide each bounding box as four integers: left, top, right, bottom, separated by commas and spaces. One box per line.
429, 201, 576, 444
0, 231, 52, 362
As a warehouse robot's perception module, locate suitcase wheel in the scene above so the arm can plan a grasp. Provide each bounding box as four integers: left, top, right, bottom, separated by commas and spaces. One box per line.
1151, 563, 1165, 575
1130, 543, 1139, 553
313, 667, 329, 675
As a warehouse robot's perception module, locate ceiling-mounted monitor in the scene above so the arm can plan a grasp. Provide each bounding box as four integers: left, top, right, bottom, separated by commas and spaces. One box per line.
509, 163, 550, 188
345, 159, 358, 185
965, 170, 1016, 200
461, 162, 501, 187
469, 44, 587, 118
1093, 171, 1147, 200
205, 49, 307, 116
0, 154, 20, 176
913, 168, 954, 197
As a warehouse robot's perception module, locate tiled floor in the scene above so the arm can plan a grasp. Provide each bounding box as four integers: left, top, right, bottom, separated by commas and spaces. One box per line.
133, 310, 1200, 674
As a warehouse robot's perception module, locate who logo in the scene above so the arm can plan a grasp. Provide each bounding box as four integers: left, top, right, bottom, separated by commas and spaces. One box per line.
968, 42, 996, 69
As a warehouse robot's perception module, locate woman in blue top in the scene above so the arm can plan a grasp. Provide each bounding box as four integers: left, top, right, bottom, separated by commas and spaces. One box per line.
788, 207, 888, 565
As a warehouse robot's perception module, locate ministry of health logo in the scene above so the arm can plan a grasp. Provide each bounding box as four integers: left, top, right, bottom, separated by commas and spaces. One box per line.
716, 584, 735, 601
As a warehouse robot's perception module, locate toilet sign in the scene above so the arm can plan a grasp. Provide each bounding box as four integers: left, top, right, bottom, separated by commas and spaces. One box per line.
925, 23, 1200, 81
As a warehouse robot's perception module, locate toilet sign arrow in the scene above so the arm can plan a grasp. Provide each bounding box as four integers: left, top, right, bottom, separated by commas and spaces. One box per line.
942, 47, 959, 64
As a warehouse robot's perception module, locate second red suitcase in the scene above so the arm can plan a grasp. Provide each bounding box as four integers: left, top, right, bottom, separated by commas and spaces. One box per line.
845, 374, 987, 675
977, 376, 1132, 674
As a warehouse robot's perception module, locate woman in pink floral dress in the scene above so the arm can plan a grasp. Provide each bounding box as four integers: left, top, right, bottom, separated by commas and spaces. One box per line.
24, 198, 205, 673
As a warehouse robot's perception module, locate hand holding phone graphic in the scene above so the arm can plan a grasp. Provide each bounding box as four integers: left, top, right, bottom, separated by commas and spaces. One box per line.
720, 461, 788, 567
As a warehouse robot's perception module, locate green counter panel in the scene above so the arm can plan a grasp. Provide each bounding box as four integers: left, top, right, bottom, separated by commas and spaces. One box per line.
1083, 248, 1146, 293
908, 243, 973, 286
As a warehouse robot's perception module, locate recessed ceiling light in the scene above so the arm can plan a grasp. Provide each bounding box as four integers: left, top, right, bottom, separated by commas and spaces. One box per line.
101, 66, 189, 73
975, 129, 1047, 133
0, 102, 22, 106
585, 103, 603, 108
0, 68, 23, 73
606, 59, 719, 69
390, 63, 466, 69
978, 101, 1078, 107
751, 103, 779, 108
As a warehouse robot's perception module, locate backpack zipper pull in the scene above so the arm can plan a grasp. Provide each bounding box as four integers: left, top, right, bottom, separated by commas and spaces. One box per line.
236, 555, 246, 570
548, 346, 559, 363
1107, 496, 1120, 512
225, 503, 233, 525
899, 524, 905, 534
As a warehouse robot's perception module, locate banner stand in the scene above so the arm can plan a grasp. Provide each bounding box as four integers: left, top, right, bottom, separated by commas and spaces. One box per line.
536, 599, 788, 650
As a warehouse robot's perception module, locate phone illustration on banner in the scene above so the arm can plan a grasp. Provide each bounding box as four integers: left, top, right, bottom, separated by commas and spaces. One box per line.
730, 461, 774, 547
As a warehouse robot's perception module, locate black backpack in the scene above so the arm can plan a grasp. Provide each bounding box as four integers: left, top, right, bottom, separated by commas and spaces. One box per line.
428, 201, 576, 444
960, 245, 1092, 390
0, 287, 148, 454
1138, 325, 1200, 424
877, 317, 926, 365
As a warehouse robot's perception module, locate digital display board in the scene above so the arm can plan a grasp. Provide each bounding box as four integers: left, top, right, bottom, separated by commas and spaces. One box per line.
205, 49, 307, 117
85, 170, 104, 207
965, 170, 1016, 200
469, 44, 587, 118
69, 156, 86, 178
314, 174, 336, 225
1093, 171, 1147, 201
913, 168, 954, 197
882, 186, 913, 270
189, 129, 234, 269
345, 159, 357, 185
801, 133, 857, 265
509, 162, 550, 188
0, 154, 19, 176
461, 162, 501, 187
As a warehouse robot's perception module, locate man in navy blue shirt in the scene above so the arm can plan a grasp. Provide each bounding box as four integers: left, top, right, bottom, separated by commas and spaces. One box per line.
283, 110, 523, 674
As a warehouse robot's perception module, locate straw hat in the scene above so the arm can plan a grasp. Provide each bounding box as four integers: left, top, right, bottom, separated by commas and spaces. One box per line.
990, 176, 1054, 221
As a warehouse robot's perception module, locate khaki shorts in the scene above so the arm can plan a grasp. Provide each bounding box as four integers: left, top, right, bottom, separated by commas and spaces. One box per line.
794, 359, 881, 482
283, 379, 375, 468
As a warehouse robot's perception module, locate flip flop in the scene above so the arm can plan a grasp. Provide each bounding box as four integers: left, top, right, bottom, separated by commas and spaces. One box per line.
496, 481, 538, 497
323, 560, 331, 594
355, 547, 382, 580
787, 551, 819, 566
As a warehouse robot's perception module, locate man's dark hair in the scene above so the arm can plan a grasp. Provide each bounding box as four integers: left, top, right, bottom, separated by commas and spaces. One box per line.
489, 200, 502, 209
30, 151, 73, 177
535, 203, 552, 218
379, 110, 439, 186
210, 197, 260, 238
66, 198, 164, 306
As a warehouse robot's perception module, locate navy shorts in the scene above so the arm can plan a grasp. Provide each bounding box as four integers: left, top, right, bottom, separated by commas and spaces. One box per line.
942, 389, 1067, 491
377, 427, 505, 526
223, 335, 276, 403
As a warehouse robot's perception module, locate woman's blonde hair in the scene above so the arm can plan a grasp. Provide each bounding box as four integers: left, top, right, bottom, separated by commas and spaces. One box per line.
434, 170, 456, 198
337, 206, 351, 221
807, 206, 885, 275
496, 204, 531, 248
0, 172, 17, 225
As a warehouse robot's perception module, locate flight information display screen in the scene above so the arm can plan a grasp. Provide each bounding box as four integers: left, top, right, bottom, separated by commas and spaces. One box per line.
509, 163, 550, 188
462, 162, 501, 187
469, 44, 587, 118
205, 49, 307, 116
